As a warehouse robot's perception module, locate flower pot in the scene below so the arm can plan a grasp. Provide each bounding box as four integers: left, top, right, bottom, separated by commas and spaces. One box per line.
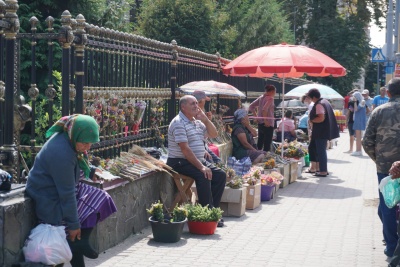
149, 216, 187, 243
187, 221, 218, 235
261, 185, 275, 201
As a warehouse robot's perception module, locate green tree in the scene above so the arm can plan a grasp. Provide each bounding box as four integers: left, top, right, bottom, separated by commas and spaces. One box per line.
217, 0, 293, 56
305, 0, 372, 94
136, 0, 221, 53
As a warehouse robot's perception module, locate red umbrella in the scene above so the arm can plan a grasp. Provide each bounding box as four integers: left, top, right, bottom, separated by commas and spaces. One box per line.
222, 43, 346, 156
222, 43, 346, 78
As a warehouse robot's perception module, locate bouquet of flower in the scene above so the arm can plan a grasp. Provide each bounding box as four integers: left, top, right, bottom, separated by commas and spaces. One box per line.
260, 171, 283, 186
242, 166, 264, 185
134, 100, 147, 124
150, 98, 166, 151
275, 140, 308, 159
226, 176, 243, 189
264, 158, 275, 169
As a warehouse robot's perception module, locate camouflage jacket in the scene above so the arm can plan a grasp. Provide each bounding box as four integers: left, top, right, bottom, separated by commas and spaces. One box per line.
362, 97, 400, 174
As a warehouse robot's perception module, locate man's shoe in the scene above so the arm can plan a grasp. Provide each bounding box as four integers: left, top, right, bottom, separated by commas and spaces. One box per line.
217, 218, 224, 228
385, 248, 394, 258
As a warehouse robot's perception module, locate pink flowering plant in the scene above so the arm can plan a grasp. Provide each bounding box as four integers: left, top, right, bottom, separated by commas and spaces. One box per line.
260, 171, 283, 186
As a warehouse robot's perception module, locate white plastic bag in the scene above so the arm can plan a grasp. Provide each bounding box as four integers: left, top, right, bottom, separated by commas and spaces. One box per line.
379, 175, 400, 208
23, 224, 72, 265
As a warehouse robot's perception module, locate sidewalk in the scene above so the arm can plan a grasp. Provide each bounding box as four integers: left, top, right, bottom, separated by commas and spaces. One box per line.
81, 131, 389, 267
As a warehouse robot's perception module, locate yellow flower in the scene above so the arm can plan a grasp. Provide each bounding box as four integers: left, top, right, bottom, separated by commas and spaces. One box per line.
158, 108, 163, 112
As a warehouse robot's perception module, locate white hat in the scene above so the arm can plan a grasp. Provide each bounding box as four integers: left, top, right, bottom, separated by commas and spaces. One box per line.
192, 91, 211, 101
362, 89, 369, 95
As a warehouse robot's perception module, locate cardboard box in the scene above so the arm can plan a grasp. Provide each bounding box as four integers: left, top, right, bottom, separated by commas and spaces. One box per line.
276, 164, 290, 188
244, 183, 261, 209
289, 160, 298, 183
219, 187, 246, 217
191, 186, 246, 217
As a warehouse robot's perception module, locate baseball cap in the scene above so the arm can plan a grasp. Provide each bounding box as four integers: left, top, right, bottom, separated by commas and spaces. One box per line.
192, 91, 210, 101
362, 89, 369, 95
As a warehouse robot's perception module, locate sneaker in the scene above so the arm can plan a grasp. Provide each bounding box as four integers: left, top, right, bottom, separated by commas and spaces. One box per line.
217, 218, 224, 228
351, 151, 362, 156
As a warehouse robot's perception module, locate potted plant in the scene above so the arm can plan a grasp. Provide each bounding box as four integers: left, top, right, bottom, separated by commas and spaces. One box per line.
260, 171, 283, 201
147, 201, 187, 243
185, 203, 223, 235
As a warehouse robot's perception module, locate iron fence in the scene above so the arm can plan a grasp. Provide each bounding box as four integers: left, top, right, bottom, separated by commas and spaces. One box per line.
0, 1, 310, 182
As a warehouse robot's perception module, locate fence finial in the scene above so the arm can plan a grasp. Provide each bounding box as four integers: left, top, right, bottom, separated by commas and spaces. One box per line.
4, 0, 19, 39
59, 10, 73, 48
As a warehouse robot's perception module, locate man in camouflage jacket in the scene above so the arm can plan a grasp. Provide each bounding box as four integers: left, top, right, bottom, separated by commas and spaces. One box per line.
362, 78, 400, 262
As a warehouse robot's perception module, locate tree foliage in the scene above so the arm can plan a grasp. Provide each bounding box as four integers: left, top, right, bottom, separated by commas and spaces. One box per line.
219, 0, 293, 56
136, 0, 220, 53
136, 0, 293, 58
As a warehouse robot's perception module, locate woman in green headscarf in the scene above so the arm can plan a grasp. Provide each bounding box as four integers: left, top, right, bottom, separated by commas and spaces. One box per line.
26, 114, 117, 267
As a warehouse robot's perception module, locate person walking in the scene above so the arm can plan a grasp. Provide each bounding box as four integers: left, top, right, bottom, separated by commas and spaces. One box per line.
344, 95, 355, 153
362, 89, 373, 122
166, 95, 226, 227
248, 84, 276, 152
373, 86, 389, 109
351, 91, 367, 156
307, 88, 339, 177
363, 78, 400, 261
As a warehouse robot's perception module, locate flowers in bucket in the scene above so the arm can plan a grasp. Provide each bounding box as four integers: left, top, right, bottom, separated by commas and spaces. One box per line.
260, 171, 283, 186
275, 140, 308, 159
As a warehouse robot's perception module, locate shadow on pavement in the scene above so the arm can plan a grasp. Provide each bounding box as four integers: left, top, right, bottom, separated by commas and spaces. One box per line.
147, 238, 188, 247
276, 183, 362, 199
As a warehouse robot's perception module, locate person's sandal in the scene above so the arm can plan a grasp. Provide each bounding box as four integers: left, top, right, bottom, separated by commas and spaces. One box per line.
304, 169, 316, 173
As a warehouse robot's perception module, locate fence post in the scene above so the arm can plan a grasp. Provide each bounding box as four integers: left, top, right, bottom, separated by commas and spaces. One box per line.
28, 16, 39, 164
58, 10, 74, 116
0, 0, 19, 177
170, 40, 178, 121
74, 14, 86, 114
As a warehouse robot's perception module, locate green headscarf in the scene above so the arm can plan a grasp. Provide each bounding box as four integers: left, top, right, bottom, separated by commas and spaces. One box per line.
46, 114, 100, 178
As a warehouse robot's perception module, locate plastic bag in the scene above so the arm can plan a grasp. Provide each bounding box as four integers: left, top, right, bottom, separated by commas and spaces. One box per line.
227, 156, 252, 176
23, 224, 72, 265
379, 175, 400, 208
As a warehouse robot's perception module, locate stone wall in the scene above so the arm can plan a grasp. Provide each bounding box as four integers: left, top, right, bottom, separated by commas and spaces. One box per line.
0, 172, 175, 266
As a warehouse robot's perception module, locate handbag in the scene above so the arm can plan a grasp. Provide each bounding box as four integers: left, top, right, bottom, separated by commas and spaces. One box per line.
23, 224, 72, 265
227, 156, 252, 176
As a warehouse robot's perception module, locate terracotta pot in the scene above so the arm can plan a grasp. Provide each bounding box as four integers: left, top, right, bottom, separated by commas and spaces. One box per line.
187, 221, 217, 235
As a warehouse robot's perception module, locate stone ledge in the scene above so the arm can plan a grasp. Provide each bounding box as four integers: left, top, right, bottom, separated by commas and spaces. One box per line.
0, 171, 175, 266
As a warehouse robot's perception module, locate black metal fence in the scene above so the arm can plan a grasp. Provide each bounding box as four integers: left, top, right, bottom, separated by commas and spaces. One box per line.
0, 1, 310, 182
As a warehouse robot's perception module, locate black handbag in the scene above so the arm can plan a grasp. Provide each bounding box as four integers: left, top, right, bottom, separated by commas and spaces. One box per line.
0, 169, 11, 192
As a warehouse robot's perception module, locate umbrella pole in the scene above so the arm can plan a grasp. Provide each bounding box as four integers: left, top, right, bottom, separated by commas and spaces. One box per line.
281, 75, 285, 158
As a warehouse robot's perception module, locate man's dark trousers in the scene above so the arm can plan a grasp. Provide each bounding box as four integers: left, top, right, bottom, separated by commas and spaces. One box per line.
257, 124, 274, 152
166, 158, 226, 208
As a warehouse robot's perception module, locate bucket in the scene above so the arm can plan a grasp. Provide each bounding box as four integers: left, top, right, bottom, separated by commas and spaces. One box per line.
304, 154, 310, 167
260, 185, 275, 201
187, 221, 218, 235
149, 216, 187, 243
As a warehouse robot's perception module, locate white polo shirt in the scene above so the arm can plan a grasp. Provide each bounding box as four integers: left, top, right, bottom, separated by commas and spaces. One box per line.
168, 111, 207, 159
